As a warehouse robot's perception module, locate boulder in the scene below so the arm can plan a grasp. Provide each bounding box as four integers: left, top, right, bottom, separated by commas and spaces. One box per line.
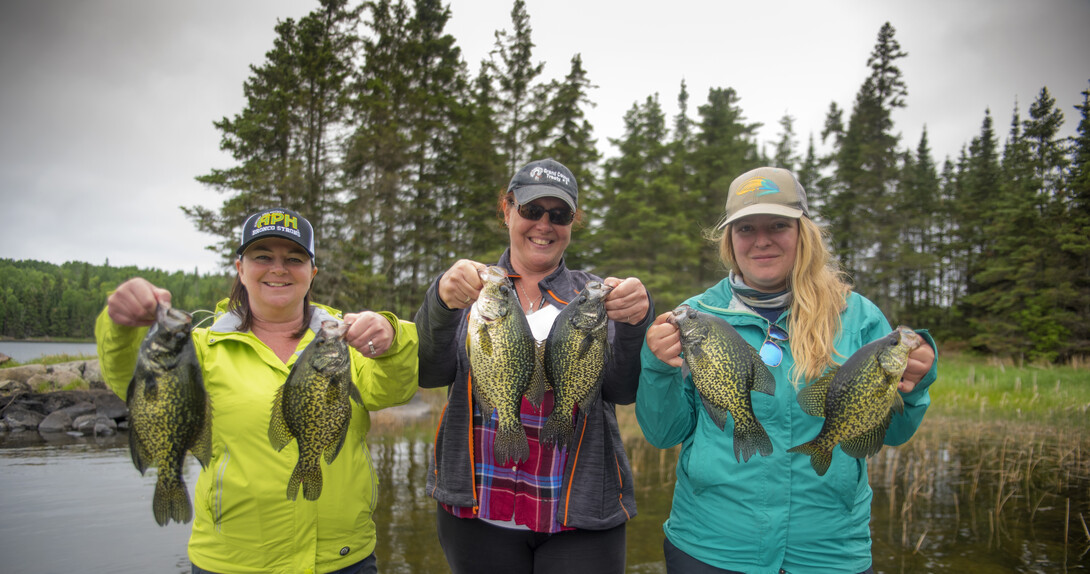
95, 392, 128, 421
72, 414, 98, 434
94, 415, 117, 436
60, 401, 97, 419
39, 410, 73, 433
0, 364, 47, 384
2, 406, 45, 430
0, 379, 31, 394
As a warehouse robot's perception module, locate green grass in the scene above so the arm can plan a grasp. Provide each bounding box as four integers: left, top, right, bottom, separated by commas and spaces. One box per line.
928, 351, 1090, 427
0, 352, 97, 369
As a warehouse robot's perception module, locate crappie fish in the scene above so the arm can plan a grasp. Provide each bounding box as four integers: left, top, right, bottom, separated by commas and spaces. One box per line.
670, 304, 775, 463
788, 326, 923, 476
126, 303, 212, 526
467, 265, 542, 465
268, 320, 361, 501
541, 281, 614, 447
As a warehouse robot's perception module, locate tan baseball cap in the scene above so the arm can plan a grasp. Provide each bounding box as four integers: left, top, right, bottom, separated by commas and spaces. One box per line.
718, 167, 810, 229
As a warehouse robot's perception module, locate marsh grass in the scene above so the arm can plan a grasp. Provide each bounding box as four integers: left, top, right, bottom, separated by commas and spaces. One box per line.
0, 352, 98, 369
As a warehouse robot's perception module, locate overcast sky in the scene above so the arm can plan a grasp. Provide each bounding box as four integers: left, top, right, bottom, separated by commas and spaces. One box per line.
2, 0, 1088, 275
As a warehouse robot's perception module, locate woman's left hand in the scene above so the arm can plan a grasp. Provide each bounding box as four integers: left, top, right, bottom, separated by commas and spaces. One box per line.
603, 277, 650, 326
343, 311, 395, 357
899, 341, 936, 393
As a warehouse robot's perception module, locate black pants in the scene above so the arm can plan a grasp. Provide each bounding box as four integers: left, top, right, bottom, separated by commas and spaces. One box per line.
192, 552, 376, 574
435, 505, 626, 574
664, 537, 874, 574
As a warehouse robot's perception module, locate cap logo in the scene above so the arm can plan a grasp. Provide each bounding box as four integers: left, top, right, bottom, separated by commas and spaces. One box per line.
529, 166, 571, 186
253, 212, 301, 238
737, 177, 781, 197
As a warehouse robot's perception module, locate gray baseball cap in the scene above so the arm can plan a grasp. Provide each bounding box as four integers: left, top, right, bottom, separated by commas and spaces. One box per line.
507, 158, 578, 211
718, 166, 810, 228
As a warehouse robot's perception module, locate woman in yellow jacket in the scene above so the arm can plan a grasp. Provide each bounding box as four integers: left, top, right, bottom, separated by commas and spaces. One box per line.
95, 207, 419, 574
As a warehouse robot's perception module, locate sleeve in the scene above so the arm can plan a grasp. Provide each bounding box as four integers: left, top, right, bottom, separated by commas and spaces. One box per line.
634, 339, 698, 449
413, 275, 465, 389
598, 289, 654, 406
353, 311, 419, 411
94, 305, 148, 401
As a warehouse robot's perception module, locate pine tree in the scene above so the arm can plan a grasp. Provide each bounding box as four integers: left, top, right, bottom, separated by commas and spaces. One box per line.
190, 0, 359, 283
489, 0, 545, 174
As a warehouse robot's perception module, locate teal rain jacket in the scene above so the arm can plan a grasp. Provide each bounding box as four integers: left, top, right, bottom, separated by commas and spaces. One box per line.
96, 300, 419, 574
636, 278, 937, 574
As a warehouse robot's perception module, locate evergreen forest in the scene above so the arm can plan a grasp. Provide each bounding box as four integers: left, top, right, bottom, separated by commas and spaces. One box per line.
3, 0, 1088, 365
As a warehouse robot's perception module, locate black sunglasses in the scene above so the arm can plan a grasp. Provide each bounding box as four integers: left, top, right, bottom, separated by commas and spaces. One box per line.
513, 202, 575, 226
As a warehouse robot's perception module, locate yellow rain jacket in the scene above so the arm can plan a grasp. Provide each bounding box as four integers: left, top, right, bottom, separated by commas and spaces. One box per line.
96, 300, 419, 574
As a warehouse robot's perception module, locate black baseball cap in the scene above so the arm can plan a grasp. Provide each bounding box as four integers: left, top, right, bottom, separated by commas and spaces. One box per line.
236, 208, 316, 260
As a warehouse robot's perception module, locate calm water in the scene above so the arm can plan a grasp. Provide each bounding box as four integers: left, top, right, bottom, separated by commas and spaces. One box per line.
1, 418, 1087, 573
0, 341, 98, 362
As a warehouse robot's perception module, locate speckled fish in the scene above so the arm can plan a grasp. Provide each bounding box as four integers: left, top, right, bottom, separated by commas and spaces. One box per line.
467, 265, 541, 466
670, 304, 775, 463
540, 280, 614, 447
268, 320, 360, 501
788, 326, 922, 476
126, 303, 212, 526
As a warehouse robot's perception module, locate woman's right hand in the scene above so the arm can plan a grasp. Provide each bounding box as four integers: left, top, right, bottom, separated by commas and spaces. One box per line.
438, 259, 486, 309
106, 278, 172, 327
646, 311, 683, 368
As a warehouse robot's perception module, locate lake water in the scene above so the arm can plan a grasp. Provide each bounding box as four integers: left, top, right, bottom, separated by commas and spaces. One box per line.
0, 415, 1086, 573
0, 341, 98, 362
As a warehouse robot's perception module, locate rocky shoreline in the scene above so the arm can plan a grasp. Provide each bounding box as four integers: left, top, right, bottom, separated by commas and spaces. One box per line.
0, 360, 127, 436
0, 359, 435, 439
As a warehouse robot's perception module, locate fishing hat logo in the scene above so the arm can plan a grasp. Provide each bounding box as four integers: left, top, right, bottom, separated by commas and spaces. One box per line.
237, 207, 316, 260
508, 158, 578, 211
719, 166, 810, 228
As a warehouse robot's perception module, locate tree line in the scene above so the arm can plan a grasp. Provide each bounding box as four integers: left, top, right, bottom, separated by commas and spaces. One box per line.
0, 259, 232, 340
5, 0, 1088, 364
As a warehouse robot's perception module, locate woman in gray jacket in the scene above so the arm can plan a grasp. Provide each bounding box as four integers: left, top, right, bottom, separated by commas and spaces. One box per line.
414, 158, 652, 574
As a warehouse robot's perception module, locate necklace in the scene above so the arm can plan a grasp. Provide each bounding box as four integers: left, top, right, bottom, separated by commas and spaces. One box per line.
516, 278, 542, 312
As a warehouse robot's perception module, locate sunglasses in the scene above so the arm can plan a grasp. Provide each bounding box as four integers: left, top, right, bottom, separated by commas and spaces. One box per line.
514, 202, 575, 226
759, 324, 789, 367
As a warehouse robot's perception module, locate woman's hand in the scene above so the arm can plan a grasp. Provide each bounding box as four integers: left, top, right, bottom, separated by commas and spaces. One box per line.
899, 340, 936, 393
438, 259, 486, 309
646, 311, 683, 368
343, 311, 395, 357
107, 278, 171, 327
603, 277, 650, 325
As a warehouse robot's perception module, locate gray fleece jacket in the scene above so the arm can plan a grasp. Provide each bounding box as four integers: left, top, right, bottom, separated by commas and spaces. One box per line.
414, 250, 652, 530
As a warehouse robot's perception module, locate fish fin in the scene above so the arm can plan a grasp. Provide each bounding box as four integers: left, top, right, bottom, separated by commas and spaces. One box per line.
796, 372, 834, 417
891, 391, 905, 415
575, 332, 596, 360
540, 411, 573, 448
478, 324, 493, 355
734, 418, 774, 463
143, 376, 159, 402
840, 418, 890, 459
302, 465, 324, 501
787, 441, 833, 476
473, 383, 495, 418
153, 472, 192, 526
525, 341, 547, 407
349, 376, 364, 406
750, 359, 777, 396
267, 385, 294, 452
698, 393, 730, 432
326, 419, 350, 465
191, 406, 213, 469
128, 424, 148, 475
494, 423, 529, 466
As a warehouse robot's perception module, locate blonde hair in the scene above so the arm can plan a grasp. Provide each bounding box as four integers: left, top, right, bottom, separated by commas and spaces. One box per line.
718, 217, 851, 385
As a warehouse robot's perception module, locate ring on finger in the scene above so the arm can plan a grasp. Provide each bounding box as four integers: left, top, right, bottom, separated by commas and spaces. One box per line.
367, 340, 377, 355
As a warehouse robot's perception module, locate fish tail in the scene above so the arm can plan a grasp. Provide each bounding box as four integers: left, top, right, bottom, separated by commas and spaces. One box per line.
787, 441, 833, 476
494, 424, 529, 466
540, 412, 573, 448
153, 472, 192, 526
301, 464, 324, 501
734, 419, 774, 463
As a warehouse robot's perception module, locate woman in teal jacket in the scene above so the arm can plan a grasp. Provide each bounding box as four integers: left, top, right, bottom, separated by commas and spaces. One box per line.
637, 167, 937, 574
96, 208, 419, 574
